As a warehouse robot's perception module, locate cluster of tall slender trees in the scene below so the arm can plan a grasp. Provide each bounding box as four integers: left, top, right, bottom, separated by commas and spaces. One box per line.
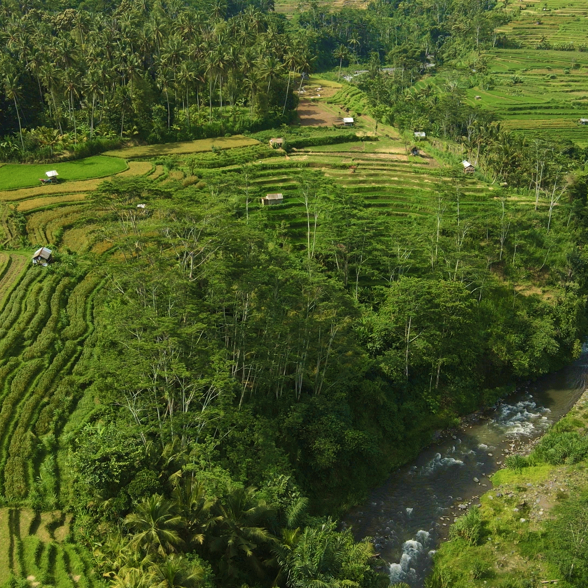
0, 0, 311, 156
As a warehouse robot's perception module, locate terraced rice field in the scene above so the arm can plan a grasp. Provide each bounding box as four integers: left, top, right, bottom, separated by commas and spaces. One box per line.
26, 206, 87, 246
458, 0, 588, 145
464, 48, 588, 145
0, 158, 160, 249
274, 0, 368, 16
117, 160, 154, 176
198, 140, 541, 247
0, 267, 104, 503
496, 0, 588, 48
0, 508, 99, 586
0, 254, 28, 304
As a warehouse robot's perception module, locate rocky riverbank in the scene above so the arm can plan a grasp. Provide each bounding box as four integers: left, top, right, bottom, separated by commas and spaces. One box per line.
427, 387, 588, 587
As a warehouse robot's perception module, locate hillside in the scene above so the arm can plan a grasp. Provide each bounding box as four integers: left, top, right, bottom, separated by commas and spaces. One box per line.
0, 0, 587, 586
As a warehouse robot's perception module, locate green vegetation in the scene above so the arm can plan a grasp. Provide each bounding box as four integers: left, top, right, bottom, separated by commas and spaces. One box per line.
0, 508, 98, 587
0, 0, 587, 586
463, 48, 588, 146
0, 156, 127, 190
0, 2, 305, 162
428, 394, 588, 588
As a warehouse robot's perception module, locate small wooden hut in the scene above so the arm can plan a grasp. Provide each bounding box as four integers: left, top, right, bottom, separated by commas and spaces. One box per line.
32, 247, 53, 266
462, 160, 476, 173
261, 193, 284, 206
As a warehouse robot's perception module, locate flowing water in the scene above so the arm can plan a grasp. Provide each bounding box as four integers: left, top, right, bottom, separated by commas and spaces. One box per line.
343, 351, 588, 586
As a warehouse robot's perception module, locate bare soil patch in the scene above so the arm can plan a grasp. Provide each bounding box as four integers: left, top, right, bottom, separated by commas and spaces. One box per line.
298, 101, 341, 127
297, 84, 341, 127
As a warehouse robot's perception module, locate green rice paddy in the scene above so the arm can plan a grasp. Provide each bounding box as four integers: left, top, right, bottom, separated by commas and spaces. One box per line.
496, 0, 588, 48
425, 0, 588, 145
0, 155, 127, 190
465, 48, 588, 145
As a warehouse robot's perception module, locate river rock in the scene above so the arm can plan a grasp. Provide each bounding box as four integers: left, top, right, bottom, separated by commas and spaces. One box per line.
473, 477, 480, 483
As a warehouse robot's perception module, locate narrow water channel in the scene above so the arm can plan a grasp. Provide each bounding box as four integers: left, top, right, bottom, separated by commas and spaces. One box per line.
343, 351, 588, 586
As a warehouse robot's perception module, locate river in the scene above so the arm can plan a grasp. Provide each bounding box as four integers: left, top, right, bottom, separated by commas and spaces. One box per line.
343, 351, 588, 586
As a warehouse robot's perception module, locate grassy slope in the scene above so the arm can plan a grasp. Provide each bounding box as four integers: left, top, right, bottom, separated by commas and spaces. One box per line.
430, 394, 588, 587
0, 156, 128, 190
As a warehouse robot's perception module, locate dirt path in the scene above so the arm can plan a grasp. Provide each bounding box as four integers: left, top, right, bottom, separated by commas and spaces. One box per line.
297, 82, 343, 127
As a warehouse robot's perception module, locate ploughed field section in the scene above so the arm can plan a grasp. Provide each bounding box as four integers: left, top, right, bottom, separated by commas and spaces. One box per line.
0, 507, 99, 586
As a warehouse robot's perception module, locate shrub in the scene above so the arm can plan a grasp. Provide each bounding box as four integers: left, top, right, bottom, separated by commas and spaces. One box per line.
450, 506, 482, 545
505, 454, 529, 473
470, 559, 492, 579
546, 493, 588, 586
286, 133, 365, 150
534, 431, 588, 465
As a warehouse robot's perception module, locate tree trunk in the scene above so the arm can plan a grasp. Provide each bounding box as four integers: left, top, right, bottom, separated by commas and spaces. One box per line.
90, 93, 96, 138
13, 98, 24, 151
282, 71, 291, 116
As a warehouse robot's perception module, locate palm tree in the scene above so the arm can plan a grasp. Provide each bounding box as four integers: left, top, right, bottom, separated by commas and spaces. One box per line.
157, 68, 174, 130
172, 476, 215, 547
63, 68, 80, 143
349, 34, 361, 62
125, 494, 185, 556
333, 45, 349, 80
3, 73, 24, 151
150, 556, 205, 588
84, 70, 102, 138
176, 63, 196, 129
111, 568, 153, 588
283, 522, 374, 588
282, 49, 299, 116
209, 486, 275, 583
258, 55, 284, 94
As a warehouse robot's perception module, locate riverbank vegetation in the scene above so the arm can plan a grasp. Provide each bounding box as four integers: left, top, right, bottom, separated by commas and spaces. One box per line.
1, 0, 588, 585
428, 393, 588, 588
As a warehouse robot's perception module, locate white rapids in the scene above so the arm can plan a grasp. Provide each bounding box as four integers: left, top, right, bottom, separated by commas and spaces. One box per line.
389, 531, 431, 584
